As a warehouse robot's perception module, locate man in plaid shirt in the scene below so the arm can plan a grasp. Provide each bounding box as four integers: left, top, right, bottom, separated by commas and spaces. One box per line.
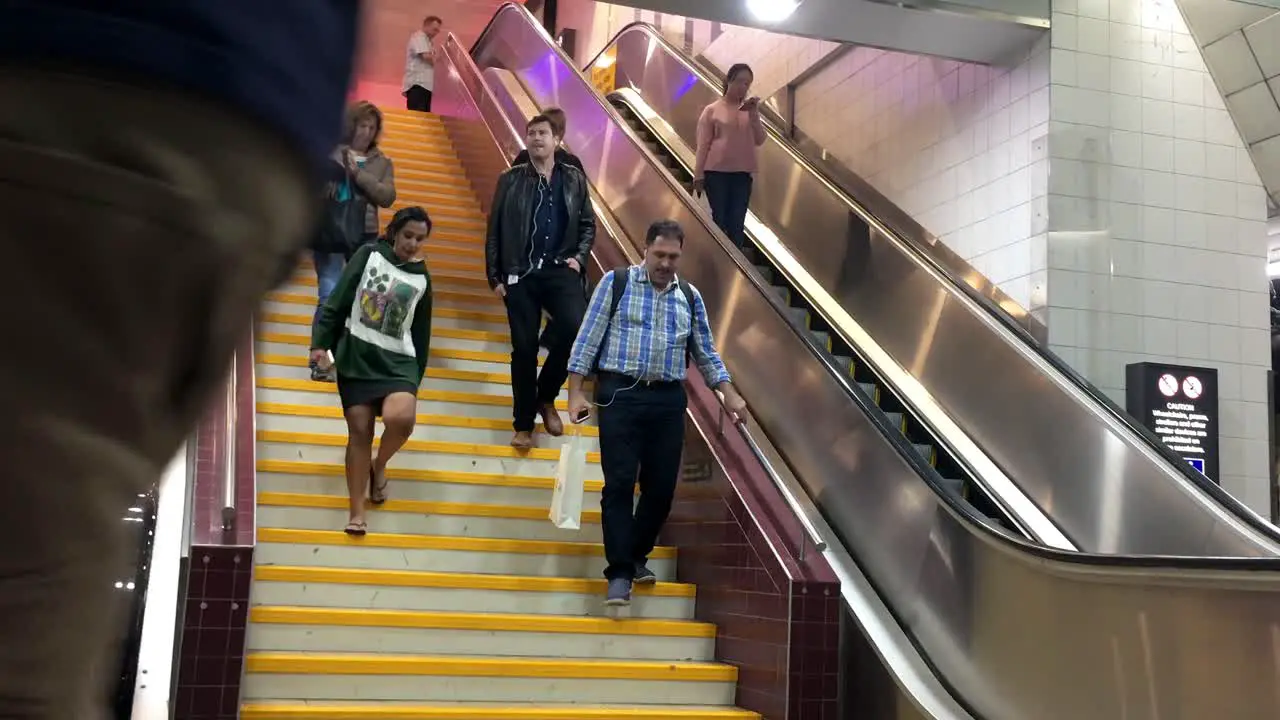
567, 219, 746, 606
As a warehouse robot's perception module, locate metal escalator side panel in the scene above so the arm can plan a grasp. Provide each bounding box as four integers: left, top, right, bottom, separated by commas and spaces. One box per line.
601, 22, 1280, 558
464, 5, 1007, 720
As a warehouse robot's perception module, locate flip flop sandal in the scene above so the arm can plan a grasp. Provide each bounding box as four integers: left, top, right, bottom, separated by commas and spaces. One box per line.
369, 467, 389, 505
343, 521, 367, 536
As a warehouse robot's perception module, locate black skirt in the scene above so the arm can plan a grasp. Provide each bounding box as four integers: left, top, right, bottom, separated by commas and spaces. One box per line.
336, 376, 418, 416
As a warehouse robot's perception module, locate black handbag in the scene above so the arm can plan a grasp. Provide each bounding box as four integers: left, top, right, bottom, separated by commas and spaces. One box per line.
312, 193, 367, 256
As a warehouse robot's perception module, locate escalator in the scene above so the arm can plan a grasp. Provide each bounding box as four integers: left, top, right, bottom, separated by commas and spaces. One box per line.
606, 90, 1017, 534
596, 20, 1280, 561
455, 5, 1280, 719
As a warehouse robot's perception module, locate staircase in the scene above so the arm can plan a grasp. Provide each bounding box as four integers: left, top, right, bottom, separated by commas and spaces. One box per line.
240, 108, 758, 719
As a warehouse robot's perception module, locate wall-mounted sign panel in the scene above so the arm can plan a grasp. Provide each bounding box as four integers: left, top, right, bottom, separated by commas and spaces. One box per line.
1125, 362, 1220, 483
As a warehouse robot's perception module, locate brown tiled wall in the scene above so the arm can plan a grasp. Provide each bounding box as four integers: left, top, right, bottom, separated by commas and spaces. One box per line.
665, 388, 841, 720
175, 341, 258, 719
173, 546, 254, 719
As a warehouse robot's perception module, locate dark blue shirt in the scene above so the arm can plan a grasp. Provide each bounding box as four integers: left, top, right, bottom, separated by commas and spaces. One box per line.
0, 0, 360, 177
530, 165, 567, 265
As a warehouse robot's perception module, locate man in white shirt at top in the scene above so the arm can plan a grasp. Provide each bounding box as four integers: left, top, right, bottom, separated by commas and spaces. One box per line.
404, 15, 442, 112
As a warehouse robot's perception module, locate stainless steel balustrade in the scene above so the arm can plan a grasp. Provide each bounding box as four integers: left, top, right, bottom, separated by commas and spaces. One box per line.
593, 21, 1280, 558
463, 5, 1280, 719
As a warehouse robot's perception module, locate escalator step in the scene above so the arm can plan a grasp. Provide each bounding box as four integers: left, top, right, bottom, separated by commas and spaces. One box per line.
883, 412, 907, 434
912, 443, 937, 467
857, 381, 878, 404
831, 355, 855, 378
753, 265, 774, 283
810, 331, 832, 352
939, 478, 965, 497
771, 285, 790, 304
785, 307, 808, 327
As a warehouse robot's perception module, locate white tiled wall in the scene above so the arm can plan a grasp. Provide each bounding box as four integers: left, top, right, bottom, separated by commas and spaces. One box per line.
1047, 0, 1271, 513
793, 42, 1052, 310
559, 0, 718, 66
702, 26, 841, 100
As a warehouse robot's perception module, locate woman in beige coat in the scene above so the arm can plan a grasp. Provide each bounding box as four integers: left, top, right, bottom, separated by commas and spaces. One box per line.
311, 101, 398, 380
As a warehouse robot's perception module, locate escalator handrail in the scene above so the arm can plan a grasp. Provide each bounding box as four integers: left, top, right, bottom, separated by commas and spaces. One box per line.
462, 20, 829, 561
470, 2, 1066, 551
610, 86, 1065, 547
470, 4, 941, 560
440, 34, 526, 176
593, 20, 1280, 543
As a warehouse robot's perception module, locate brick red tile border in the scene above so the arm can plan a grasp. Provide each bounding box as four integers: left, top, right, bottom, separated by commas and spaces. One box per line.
175, 336, 257, 719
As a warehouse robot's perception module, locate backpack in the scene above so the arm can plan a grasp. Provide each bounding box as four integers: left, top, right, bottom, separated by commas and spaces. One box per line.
597, 266, 697, 372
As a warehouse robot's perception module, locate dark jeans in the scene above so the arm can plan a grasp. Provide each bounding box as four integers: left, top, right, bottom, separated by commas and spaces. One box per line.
503, 265, 587, 432
703, 170, 753, 249
311, 250, 346, 332
406, 85, 433, 112
596, 375, 688, 581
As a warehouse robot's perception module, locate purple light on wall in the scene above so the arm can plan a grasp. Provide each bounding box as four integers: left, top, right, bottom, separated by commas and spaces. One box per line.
675, 72, 699, 101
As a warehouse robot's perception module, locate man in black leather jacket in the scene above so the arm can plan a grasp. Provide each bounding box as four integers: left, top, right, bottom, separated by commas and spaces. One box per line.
487, 114, 596, 448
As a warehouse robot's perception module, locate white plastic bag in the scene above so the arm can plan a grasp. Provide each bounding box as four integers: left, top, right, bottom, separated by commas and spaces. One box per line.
549, 433, 588, 530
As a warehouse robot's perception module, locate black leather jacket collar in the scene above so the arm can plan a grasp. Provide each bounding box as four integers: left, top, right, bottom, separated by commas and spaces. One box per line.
484, 162, 595, 289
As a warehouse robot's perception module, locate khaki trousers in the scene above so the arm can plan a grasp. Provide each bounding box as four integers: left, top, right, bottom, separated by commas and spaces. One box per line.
0, 66, 314, 717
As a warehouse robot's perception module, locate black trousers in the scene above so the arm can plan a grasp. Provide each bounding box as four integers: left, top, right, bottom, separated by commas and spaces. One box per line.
405, 85, 433, 112
503, 265, 586, 432
703, 170, 753, 249
596, 375, 687, 580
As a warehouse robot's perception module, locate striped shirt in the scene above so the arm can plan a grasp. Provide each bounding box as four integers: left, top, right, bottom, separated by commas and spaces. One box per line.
568, 265, 731, 386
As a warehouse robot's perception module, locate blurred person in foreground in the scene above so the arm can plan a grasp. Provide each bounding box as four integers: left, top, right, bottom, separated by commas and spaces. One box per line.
0, 0, 362, 716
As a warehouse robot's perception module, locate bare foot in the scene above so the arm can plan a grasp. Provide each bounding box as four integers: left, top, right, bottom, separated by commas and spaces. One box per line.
539, 404, 564, 437
511, 430, 534, 449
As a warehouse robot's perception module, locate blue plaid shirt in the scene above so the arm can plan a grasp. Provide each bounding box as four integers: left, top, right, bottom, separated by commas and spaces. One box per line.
568, 265, 731, 386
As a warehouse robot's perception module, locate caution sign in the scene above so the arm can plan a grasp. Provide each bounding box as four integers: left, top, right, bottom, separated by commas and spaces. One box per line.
1125, 362, 1220, 482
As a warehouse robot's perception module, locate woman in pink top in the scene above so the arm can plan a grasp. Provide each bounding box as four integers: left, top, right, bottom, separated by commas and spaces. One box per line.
693, 63, 767, 249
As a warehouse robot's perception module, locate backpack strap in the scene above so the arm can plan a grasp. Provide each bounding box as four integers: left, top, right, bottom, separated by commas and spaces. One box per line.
592, 267, 629, 375
677, 279, 696, 368
608, 266, 629, 321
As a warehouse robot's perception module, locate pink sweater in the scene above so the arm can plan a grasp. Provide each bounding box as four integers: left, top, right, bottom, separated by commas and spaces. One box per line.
694, 100, 767, 177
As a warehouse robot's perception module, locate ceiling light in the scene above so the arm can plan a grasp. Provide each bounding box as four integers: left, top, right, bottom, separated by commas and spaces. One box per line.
746, 0, 801, 22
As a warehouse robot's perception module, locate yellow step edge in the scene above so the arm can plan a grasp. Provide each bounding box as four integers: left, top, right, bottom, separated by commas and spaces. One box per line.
257, 332, 516, 361
244, 652, 728, 681
262, 313, 508, 343
296, 256, 480, 274
249, 605, 715, 638
257, 527, 676, 559
268, 287, 495, 308
394, 173, 472, 190
266, 299, 498, 326
256, 354, 513, 386
257, 400, 599, 437
258, 353, 509, 383
254, 377, 567, 414
256, 428, 601, 464
252, 564, 693, 598
258, 490, 602, 523
242, 700, 751, 719
257, 458, 606, 493
287, 271, 489, 291
254, 339, 523, 366
388, 190, 478, 207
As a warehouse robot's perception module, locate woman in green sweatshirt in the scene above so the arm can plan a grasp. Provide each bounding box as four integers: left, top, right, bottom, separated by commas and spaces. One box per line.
310, 206, 434, 535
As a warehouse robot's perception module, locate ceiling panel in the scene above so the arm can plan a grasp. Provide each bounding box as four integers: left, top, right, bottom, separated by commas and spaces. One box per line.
1243, 12, 1280, 77
1178, 0, 1277, 44
1181, 0, 1280, 213
1202, 31, 1265, 94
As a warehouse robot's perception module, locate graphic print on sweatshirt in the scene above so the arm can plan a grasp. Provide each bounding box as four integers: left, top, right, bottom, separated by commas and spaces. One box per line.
346, 251, 428, 356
